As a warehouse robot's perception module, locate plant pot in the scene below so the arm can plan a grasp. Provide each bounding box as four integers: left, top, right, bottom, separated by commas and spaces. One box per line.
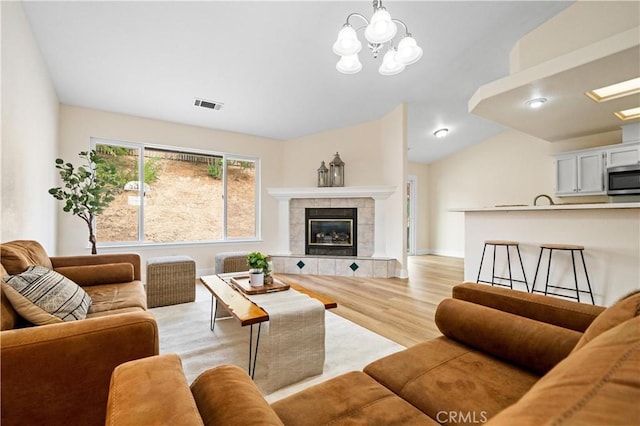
249, 271, 264, 287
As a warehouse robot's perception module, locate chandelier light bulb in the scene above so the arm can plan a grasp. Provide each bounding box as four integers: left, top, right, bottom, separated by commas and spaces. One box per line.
333, 25, 362, 56
395, 35, 423, 65
333, 2, 420, 75
336, 54, 362, 74
378, 48, 405, 76
365, 8, 397, 44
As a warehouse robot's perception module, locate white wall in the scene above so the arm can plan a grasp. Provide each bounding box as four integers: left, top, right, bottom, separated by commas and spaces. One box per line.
58, 105, 284, 278
1, 2, 59, 253
464, 208, 639, 306
407, 162, 430, 254
380, 104, 408, 277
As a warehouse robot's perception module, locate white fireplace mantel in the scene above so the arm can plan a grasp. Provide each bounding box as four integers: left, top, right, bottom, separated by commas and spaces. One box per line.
267, 186, 397, 257
266, 185, 396, 201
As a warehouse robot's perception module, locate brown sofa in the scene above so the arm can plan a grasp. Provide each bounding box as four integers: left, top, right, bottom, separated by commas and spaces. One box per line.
105, 282, 640, 425
1, 240, 159, 426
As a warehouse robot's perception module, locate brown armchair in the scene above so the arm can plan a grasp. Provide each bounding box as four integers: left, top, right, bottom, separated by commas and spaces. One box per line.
1, 240, 159, 426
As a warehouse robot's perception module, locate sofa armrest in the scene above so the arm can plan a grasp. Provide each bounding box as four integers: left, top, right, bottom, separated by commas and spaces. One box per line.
1, 312, 158, 426
453, 282, 605, 332
191, 365, 284, 426
436, 298, 582, 375
50, 253, 141, 280
107, 354, 204, 426
55, 263, 135, 286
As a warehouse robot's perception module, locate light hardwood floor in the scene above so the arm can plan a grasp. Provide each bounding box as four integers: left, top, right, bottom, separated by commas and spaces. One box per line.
279, 255, 465, 348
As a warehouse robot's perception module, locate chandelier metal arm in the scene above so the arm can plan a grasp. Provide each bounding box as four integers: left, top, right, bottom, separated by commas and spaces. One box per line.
344, 12, 369, 28
333, 0, 422, 75
391, 19, 410, 37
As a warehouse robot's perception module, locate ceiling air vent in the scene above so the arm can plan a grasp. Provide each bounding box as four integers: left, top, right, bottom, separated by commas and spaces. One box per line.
194, 98, 223, 111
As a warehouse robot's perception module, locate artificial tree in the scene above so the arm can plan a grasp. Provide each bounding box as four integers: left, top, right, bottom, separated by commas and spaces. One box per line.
49, 150, 118, 254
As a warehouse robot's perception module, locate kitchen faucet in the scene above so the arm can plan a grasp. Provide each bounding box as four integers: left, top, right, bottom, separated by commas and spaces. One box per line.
533, 194, 555, 206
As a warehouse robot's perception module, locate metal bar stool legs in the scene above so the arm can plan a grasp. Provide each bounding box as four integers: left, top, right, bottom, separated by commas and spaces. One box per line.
476, 240, 528, 291
515, 245, 529, 292
531, 244, 595, 304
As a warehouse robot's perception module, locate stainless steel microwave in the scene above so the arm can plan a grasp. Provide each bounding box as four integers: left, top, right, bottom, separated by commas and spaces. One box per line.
607, 164, 640, 195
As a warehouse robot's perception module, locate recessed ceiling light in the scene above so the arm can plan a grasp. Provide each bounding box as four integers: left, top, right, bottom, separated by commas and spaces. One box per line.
586, 77, 640, 103
614, 106, 640, 121
526, 98, 547, 109
434, 128, 449, 138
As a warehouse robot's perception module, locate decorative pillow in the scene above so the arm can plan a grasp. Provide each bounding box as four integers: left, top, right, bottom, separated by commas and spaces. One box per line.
2, 265, 92, 325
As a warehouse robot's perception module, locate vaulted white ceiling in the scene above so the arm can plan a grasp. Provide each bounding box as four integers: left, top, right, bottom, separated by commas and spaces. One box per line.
22, 1, 572, 163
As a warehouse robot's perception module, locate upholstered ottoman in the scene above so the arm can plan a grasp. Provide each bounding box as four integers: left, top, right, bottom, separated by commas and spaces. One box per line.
214, 251, 250, 274
146, 256, 196, 308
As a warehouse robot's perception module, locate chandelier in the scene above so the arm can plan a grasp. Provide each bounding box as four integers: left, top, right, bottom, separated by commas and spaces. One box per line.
333, 0, 423, 76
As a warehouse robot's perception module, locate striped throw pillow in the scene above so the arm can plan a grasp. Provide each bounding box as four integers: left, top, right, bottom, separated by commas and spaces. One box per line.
2, 265, 92, 325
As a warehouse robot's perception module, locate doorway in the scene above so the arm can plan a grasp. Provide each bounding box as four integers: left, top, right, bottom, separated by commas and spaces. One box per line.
407, 175, 417, 255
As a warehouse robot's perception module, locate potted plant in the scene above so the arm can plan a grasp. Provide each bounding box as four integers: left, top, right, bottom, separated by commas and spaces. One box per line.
247, 252, 269, 287
48, 150, 118, 254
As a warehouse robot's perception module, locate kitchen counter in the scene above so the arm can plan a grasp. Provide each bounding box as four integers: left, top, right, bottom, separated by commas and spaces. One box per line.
456, 204, 639, 306
451, 202, 640, 212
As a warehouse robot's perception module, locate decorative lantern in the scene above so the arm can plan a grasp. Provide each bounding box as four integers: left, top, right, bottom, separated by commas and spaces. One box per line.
329, 152, 345, 187
317, 161, 329, 187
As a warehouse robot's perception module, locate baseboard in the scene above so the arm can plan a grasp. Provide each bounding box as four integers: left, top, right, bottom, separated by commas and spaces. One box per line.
416, 249, 464, 259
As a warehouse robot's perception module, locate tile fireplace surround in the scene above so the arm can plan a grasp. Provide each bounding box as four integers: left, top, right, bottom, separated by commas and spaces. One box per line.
267, 186, 398, 278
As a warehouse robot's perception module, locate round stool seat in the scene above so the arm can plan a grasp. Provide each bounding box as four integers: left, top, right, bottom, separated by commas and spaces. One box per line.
540, 243, 584, 250
485, 240, 520, 246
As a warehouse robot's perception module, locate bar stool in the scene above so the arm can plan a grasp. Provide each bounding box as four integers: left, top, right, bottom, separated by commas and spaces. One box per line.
476, 240, 529, 291
531, 244, 595, 305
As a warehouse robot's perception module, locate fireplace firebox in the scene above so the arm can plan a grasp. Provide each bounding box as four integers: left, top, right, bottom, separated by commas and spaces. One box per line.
305, 208, 357, 256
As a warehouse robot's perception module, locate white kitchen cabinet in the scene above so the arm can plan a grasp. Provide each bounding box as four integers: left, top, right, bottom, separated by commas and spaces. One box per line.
554, 151, 605, 196
606, 143, 639, 168
555, 155, 577, 195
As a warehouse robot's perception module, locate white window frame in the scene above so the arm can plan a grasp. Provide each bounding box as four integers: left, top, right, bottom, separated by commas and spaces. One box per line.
91, 137, 261, 247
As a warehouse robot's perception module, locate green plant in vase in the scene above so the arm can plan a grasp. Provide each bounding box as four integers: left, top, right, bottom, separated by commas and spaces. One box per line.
247, 252, 269, 287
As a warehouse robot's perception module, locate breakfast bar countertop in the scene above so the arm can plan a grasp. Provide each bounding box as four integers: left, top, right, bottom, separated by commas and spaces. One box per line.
454, 201, 639, 306
450, 202, 640, 212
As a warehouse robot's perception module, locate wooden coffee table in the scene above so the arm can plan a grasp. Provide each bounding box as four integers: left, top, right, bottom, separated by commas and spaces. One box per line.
199, 273, 337, 378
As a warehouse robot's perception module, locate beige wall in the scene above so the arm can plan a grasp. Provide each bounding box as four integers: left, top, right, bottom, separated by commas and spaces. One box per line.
428, 130, 554, 257
57, 105, 284, 277
425, 0, 639, 259
427, 128, 626, 258
282, 106, 408, 276
1, 2, 60, 253
510, 1, 639, 72
282, 120, 384, 186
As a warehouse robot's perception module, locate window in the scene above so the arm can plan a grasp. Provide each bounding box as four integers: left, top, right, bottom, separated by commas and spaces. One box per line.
93, 139, 259, 245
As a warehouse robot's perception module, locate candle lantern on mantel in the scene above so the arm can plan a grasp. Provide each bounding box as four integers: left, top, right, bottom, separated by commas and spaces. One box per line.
329, 152, 345, 187
317, 161, 329, 187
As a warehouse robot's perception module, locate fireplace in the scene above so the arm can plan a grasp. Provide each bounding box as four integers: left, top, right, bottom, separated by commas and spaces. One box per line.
305, 208, 357, 256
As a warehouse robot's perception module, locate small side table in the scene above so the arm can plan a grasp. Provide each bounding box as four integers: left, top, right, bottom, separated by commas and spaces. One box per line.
146, 256, 196, 308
